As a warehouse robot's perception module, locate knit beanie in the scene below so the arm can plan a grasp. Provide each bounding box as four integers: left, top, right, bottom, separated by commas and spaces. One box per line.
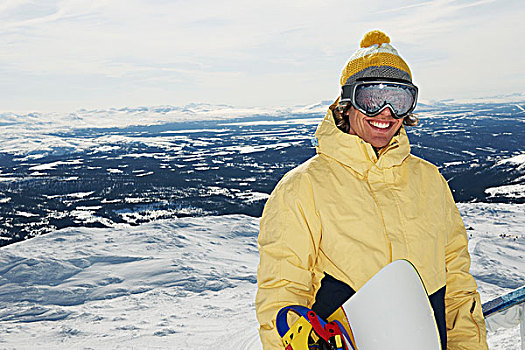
340, 30, 412, 87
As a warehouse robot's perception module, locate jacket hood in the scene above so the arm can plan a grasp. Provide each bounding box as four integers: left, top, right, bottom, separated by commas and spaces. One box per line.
314, 108, 411, 176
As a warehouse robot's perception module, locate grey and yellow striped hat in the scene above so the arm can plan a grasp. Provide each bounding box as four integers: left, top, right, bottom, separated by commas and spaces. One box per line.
340, 30, 413, 87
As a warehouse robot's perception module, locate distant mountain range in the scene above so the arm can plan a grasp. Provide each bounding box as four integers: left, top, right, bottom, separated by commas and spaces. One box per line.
0, 99, 524, 246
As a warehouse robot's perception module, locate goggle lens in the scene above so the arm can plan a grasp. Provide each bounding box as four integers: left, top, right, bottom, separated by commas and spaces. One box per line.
355, 83, 416, 117
341, 81, 418, 118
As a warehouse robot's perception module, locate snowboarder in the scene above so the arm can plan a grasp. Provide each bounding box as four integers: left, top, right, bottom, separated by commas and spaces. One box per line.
255, 30, 489, 349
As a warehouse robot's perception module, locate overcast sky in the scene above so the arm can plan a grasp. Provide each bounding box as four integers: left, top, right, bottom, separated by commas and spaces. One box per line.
1, 0, 524, 112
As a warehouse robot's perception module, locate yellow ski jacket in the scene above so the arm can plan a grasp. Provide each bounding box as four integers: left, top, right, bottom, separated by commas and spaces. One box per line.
255, 109, 488, 349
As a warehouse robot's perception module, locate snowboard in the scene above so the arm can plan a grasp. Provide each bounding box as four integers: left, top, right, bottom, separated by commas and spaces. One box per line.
339, 259, 441, 349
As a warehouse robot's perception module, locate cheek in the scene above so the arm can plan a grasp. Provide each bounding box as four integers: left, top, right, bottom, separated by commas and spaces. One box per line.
347, 113, 359, 134
394, 120, 404, 131
351, 114, 366, 128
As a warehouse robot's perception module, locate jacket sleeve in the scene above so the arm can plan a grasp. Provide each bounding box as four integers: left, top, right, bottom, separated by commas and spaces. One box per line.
255, 173, 321, 350
441, 177, 489, 350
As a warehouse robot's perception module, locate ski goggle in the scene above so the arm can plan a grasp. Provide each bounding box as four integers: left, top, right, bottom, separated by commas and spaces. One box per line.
340, 79, 418, 119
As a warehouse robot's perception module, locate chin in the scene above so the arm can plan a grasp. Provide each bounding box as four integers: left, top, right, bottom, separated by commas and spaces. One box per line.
369, 139, 391, 148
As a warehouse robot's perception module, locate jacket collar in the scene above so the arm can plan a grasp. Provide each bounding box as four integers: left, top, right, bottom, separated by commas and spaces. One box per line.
314, 108, 411, 176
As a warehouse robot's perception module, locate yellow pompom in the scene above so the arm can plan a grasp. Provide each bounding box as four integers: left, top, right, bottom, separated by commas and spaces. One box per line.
360, 30, 390, 48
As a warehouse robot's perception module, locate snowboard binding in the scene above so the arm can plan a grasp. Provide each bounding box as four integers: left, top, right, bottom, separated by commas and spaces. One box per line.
276, 305, 357, 350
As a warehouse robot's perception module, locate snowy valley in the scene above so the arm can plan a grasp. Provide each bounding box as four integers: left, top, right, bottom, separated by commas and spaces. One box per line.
0, 101, 524, 349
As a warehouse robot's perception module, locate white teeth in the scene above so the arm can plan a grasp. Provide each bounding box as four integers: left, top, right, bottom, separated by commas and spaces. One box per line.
369, 120, 390, 129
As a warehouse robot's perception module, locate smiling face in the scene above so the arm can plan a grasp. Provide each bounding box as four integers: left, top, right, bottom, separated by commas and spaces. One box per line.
346, 106, 404, 149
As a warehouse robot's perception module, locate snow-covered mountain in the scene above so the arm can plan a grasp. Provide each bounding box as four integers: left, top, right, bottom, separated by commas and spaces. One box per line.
0, 103, 329, 158
0, 204, 523, 349
1, 100, 524, 246
0, 100, 524, 348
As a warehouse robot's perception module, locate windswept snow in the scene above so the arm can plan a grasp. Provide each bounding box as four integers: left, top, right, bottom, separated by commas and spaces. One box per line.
497, 153, 525, 169
485, 184, 525, 199
0, 203, 523, 349
28, 159, 83, 171
460, 203, 525, 350
0, 215, 260, 349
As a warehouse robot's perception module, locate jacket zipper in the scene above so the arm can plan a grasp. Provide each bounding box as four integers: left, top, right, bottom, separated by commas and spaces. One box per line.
469, 299, 481, 342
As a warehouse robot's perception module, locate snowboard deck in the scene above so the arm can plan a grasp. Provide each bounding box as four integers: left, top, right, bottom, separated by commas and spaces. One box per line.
340, 259, 441, 349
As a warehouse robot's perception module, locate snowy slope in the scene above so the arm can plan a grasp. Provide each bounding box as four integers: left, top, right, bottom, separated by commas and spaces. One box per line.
0, 203, 524, 349
0, 215, 261, 349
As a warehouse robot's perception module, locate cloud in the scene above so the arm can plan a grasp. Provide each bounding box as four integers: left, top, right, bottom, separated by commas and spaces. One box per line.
376, 1, 431, 14
1, 0, 524, 112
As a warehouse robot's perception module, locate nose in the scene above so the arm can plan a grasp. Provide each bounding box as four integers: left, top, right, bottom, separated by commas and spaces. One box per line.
376, 106, 395, 119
